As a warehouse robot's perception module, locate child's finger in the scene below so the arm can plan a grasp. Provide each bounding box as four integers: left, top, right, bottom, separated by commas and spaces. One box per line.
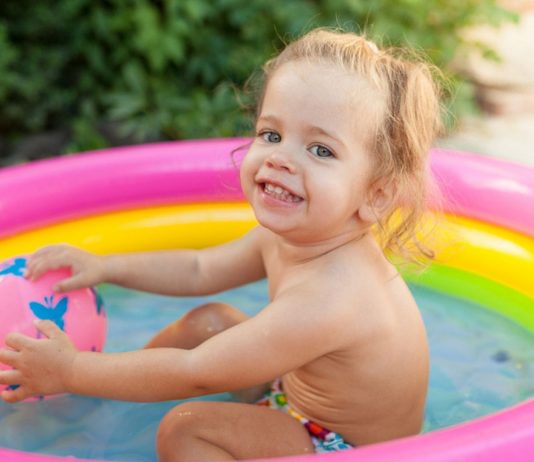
30, 246, 55, 257
4, 332, 33, 351
34, 319, 63, 339
0, 348, 19, 367
26, 246, 59, 269
1, 385, 28, 403
0, 368, 22, 386
54, 274, 88, 293
28, 258, 65, 281
24, 257, 39, 279
25, 259, 51, 281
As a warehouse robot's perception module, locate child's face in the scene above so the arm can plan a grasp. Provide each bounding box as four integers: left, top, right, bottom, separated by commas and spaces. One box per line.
240, 60, 381, 243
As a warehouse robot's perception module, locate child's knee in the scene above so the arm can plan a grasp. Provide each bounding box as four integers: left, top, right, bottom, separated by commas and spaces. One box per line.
158, 402, 193, 436
182, 302, 246, 336
156, 402, 207, 455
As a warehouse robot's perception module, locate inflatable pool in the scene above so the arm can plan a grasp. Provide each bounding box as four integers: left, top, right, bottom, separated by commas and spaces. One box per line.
0, 138, 532, 462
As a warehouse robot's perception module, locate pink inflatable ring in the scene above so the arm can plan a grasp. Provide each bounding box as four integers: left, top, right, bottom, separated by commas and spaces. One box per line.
0, 138, 532, 462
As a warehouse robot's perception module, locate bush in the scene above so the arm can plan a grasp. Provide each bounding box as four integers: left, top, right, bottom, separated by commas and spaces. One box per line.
0, 0, 517, 156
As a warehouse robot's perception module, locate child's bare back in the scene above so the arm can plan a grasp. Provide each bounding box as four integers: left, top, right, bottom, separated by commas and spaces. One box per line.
260, 226, 429, 446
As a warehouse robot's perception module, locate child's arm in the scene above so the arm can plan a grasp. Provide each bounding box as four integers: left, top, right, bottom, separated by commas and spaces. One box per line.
0, 282, 350, 403
25, 227, 266, 296
103, 227, 266, 295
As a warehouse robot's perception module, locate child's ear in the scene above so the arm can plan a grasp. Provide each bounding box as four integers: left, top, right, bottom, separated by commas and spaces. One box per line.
358, 179, 396, 224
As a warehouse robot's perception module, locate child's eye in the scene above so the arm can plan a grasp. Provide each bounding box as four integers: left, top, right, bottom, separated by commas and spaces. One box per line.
309, 144, 334, 158
260, 131, 281, 143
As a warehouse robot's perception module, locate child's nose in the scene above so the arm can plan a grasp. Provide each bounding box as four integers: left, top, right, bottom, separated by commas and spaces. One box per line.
265, 151, 296, 173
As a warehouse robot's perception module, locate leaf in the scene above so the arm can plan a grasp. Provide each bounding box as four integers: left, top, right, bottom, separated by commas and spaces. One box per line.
0, 0, 520, 154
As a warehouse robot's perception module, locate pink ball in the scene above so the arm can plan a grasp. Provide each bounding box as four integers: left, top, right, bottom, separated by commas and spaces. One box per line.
0, 256, 107, 396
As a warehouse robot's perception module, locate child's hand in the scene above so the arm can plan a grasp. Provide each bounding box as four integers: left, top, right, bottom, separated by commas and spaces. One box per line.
0, 320, 78, 403
26, 245, 106, 292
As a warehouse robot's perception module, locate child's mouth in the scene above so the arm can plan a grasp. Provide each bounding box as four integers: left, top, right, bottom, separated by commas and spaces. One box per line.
262, 183, 303, 203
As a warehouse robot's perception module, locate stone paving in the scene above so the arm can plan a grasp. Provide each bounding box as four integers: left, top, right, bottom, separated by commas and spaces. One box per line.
442, 2, 534, 167
438, 114, 534, 166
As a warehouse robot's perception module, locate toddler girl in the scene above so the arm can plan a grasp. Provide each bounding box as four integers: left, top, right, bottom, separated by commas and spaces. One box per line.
0, 28, 442, 461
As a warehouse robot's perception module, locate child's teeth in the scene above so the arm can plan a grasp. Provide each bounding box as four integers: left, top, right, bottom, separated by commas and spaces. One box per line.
264, 183, 301, 203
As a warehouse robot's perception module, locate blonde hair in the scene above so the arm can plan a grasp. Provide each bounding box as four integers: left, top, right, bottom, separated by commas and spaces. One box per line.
255, 28, 444, 263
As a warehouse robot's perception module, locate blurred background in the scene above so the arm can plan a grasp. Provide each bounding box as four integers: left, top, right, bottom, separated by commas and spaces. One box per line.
0, 0, 532, 166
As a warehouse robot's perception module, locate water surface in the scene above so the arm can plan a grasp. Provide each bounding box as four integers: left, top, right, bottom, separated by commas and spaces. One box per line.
1, 281, 533, 461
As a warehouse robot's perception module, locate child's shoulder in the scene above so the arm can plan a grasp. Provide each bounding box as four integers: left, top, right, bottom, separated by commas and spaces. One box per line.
316, 237, 412, 314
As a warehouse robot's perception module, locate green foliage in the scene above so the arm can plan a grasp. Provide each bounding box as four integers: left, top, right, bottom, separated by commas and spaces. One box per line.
0, 0, 517, 154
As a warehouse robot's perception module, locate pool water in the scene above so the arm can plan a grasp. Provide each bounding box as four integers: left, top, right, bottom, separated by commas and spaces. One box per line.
1, 280, 533, 461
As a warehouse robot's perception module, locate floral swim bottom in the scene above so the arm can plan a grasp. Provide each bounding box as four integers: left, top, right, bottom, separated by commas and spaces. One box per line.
256, 379, 354, 453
